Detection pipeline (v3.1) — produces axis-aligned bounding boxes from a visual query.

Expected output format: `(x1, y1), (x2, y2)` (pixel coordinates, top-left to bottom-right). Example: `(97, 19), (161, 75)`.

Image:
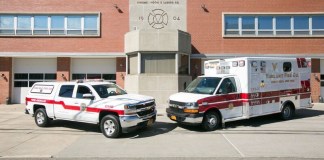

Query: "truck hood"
(96, 94), (154, 107)
(169, 92), (211, 103)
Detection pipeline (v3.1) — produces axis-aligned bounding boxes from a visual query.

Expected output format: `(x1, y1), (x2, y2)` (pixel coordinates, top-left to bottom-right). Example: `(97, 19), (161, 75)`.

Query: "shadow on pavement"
(177, 108), (324, 132)
(48, 120), (177, 138)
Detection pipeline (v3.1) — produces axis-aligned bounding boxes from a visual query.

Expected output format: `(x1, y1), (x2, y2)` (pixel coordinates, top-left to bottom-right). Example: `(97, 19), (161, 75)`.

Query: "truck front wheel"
(202, 111), (220, 131)
(34, 108), (50, 127)
(100, 115), (121, 138)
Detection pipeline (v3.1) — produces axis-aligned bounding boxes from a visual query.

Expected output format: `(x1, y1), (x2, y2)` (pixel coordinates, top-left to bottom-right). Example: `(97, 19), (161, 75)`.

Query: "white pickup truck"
(25, 80), (156, 138)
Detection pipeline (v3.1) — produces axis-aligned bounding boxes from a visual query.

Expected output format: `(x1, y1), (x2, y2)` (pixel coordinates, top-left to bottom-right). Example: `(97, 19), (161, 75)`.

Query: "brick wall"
(0, 0), (129, 53)
(0, 57), (12, 104)
(187, 0), (324, 55)
(311, 59), (321, 102)
(57, 57), (71, 81)
(116, 57), (126, 88)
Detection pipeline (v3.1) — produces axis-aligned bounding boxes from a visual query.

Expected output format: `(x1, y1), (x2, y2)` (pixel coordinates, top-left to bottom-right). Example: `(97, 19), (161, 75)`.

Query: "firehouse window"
(217, 78), (237, 94)
(17, 16), (32, 35)
(76, 86), (92, 99)
(242, 16), (255, 35)
(72, 73), (116, 83)
(59, 85), (74, 98)
(0, 14), (99, 36)
(14, 73), (56, 87)
(0, 15), (14, 35)
(283, 62), (292, 72)
(223, 14), (324, 37)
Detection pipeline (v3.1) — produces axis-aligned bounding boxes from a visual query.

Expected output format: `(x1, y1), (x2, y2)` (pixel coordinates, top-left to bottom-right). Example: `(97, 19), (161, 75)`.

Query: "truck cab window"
(59, 85), (74, 98)
(76, 85), (92, 99)
(217, 78), (237, 94)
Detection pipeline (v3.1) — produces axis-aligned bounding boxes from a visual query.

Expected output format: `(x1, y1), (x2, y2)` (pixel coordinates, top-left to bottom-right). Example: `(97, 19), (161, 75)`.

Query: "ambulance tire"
(202, 111), (220, 131)
(34, 108), (50, 127)
(281, 103), (295, 120)
(100, 115), (121, 138)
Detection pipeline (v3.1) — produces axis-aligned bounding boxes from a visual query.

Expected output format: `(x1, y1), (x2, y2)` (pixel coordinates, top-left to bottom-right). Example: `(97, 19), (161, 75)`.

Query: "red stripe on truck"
(25, 98), (124, 115)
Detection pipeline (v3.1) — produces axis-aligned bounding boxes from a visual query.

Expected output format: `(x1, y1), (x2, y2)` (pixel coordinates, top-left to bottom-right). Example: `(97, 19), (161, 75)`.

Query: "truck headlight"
(124, 105), (137, 115)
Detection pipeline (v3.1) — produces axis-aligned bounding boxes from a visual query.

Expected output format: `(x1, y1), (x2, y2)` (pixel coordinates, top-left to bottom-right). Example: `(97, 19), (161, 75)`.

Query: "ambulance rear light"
(232, 61), (238, 67)
(261, 61), (266, 67)
(239, 60), (245, 67)
(307, 61), (311, 67)
(251, 61), (257, 67)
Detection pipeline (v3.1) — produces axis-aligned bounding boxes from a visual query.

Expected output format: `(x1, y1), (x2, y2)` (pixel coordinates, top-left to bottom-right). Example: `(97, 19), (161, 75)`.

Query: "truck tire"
(100, 115), (121, 138)
(34, 108), (50, 127)
(202, 111), (220, 131)
(281, 104), (295, 120)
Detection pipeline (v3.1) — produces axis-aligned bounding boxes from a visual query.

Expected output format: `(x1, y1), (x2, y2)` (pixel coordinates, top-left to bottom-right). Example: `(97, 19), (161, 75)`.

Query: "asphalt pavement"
(1, 104), (324, 159)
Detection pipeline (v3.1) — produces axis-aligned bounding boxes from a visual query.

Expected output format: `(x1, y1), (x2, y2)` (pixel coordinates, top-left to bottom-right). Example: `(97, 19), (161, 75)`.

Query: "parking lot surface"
(1, 104), (324, 159)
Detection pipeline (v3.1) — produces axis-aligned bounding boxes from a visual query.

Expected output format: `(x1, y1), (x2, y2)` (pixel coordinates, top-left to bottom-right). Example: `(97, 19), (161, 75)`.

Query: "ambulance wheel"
(202, 111), (220, 131)
(34, 108), (50, 127)
(281, 104), (295, 120)
(100, 115), (121, 138)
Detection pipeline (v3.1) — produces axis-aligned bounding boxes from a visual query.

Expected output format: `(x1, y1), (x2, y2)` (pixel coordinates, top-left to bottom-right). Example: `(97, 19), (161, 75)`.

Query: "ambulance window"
(217, 78), (237, 94)
(59, 85), (74, 98)
(283, 62), (292, 72)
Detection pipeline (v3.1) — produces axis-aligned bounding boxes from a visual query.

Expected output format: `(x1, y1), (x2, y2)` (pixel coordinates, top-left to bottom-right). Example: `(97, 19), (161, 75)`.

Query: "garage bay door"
(12, 58), (57, 104)
(71, 58), (116, 82)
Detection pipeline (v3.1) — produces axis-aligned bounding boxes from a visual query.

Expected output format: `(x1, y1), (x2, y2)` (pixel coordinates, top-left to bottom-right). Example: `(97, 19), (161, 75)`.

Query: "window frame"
(0, 13), (100, 37)
(223, 13), (324, 37)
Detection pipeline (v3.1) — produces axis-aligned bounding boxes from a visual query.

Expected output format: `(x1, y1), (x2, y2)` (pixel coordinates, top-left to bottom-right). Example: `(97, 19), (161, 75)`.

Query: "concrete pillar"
(311, 58), (320, 103)
(57, 57), (70, 81)
(0, 57), (12, 104)
(116, 57), (126, 88)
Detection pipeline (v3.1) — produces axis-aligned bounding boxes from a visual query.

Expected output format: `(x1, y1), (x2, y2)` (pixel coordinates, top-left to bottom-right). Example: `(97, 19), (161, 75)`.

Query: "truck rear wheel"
(281, 104), (295, 120)
(34, 108), (50, 127)
(202, 111), (220, 131)
(100, 115), (121, 138)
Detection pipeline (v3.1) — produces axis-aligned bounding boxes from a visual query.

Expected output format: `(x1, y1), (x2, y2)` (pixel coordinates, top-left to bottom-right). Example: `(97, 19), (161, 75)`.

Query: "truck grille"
(169, 100), (185, 113)
(137, 108), (155, 117)
(134, 101), (155, 110)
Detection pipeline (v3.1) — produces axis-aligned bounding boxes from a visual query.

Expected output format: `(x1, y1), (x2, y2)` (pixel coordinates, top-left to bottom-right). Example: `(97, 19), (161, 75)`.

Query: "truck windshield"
(185, 77), (221, 95)
(92, 84), (127, 98)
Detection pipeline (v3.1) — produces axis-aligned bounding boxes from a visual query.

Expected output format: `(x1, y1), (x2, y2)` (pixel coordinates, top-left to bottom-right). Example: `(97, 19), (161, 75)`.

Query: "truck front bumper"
(166, 108), (203, 125)
(119, 110), (157, 133)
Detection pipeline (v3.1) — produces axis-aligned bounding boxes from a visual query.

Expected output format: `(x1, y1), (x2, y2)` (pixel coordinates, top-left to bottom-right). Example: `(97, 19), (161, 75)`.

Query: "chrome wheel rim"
(207, 114), (217, 128)
(36, 112), (45, 124)
(104, 120), (116, 136)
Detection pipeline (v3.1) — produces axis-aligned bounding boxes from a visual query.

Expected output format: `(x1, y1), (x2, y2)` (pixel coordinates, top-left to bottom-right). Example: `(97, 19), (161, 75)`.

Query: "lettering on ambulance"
(25, 98), (124, 115)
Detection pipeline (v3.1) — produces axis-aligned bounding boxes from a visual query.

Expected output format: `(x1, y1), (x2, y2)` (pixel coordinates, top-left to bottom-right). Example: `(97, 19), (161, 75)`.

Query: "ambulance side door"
(217, 76), (243, 119)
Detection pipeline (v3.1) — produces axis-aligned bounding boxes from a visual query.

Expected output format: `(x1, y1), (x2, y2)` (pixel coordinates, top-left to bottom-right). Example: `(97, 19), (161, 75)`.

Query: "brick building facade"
(0, 0), (323, 104)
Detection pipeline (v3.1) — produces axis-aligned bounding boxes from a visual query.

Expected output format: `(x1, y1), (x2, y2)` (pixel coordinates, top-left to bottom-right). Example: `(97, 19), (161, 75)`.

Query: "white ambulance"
(166, 57), (312, 130)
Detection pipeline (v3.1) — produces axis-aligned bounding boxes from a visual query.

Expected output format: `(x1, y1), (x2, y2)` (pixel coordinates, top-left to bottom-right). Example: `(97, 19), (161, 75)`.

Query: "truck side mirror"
(83, 93), (95, 100)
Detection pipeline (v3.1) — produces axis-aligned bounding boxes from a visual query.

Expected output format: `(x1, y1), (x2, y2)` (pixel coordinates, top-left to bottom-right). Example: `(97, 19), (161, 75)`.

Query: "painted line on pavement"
(221, 133), (245, 157)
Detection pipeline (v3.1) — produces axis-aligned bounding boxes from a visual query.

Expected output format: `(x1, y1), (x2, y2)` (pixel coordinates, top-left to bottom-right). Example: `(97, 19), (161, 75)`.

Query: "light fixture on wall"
(113, 4), (123, 13)
(314, 74), (320, 81)
(201, 4), (209, 12)
(120, 63), (123, 68)
(61, 74), (67, 81)
(120, 73), (124, 80)
(1, 73), (8, 82)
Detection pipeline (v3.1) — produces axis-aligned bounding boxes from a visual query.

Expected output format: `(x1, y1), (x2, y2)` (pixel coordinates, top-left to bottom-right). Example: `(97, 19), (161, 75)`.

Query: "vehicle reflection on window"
(92, 84), (127, 98)
(185, 77), (221, 95)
